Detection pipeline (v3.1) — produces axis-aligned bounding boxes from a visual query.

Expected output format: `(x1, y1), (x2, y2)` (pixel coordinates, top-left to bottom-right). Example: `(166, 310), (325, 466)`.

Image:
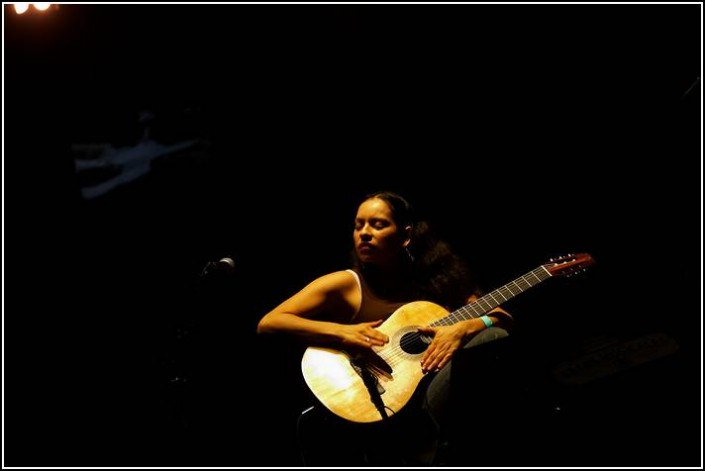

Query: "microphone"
(201, 257), (235, 277)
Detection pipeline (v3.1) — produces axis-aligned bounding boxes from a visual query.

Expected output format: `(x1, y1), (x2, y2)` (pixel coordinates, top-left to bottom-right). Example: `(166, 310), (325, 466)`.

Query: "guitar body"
(301, 300), (449, 423)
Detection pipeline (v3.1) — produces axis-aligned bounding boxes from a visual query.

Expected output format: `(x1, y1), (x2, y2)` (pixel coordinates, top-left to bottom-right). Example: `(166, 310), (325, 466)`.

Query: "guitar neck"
(431, 264), (552, 327)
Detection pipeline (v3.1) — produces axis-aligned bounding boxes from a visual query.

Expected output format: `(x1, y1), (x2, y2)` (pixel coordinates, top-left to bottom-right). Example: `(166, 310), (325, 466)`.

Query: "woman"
(257, 190), (512, 465)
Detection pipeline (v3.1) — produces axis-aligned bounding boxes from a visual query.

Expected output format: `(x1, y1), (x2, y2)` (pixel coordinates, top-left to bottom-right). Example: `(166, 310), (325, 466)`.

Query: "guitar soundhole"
(399, 331), (430, 355)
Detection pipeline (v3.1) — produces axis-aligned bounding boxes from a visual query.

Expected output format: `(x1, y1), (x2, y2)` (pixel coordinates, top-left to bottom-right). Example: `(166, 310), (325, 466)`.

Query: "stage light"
(12, 3), (56, 14)
(14, 3), (30, 14)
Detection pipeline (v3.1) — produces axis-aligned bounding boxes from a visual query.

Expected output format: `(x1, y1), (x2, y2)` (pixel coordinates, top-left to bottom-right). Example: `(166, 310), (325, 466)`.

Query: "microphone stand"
(164, 257), (235, 446)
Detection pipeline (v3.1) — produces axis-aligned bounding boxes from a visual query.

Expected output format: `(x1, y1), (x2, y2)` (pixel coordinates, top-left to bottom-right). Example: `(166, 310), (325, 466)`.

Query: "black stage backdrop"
(5, 4), (701, 467)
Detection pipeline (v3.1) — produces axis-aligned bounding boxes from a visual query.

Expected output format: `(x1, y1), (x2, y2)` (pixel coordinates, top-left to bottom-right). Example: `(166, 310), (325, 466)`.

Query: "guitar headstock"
(544, 253), (595, 278)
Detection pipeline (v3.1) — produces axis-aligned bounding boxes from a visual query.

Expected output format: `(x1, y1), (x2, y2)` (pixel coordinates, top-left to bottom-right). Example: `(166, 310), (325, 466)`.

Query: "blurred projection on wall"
(72, 108), (208, 200)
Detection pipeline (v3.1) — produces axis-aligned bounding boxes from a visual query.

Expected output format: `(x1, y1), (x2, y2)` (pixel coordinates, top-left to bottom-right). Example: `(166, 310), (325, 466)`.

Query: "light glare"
(14, 3), (30, 14)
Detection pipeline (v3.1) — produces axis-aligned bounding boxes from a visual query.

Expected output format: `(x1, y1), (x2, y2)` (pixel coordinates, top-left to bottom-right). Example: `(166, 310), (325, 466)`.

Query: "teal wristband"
(480, 315), (493, 328)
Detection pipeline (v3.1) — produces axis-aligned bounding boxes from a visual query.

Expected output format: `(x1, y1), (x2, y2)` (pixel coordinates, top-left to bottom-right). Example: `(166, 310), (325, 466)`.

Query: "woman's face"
(353, 198), (409, 266)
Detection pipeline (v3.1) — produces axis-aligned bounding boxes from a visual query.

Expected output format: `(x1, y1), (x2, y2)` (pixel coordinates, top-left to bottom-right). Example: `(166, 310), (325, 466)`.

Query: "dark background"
(5, 3), (701, 467)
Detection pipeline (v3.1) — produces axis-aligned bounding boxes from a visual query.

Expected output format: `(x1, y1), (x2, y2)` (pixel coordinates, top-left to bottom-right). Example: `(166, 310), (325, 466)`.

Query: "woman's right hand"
(340, 319), (389, 348)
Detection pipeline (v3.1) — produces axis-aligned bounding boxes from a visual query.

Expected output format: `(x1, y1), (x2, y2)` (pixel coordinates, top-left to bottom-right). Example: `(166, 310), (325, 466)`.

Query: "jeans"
(416, 327), (510, 464)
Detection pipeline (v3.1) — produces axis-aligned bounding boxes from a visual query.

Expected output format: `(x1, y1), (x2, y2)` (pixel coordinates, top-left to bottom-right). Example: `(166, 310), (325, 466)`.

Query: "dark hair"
(352, 191), (479, 309)
(365, 190), (417, 231)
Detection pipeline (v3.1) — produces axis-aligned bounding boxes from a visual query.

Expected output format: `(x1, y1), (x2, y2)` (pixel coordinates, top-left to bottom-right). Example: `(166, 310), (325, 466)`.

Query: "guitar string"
(376, 267), (552, 365)
(377, 266), (550, 362)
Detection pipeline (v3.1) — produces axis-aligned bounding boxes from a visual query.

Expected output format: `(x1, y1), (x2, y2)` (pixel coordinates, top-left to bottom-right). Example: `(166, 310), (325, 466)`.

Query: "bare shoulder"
(297, 271), (360, 320)
(305, 270), (358, 294)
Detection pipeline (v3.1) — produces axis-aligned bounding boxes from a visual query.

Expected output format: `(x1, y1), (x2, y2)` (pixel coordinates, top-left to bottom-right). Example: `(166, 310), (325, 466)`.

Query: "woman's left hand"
(417, 324), (467, 373)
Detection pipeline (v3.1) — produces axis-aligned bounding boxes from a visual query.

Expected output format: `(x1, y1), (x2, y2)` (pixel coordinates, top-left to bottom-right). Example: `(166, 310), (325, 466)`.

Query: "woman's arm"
(418, 295), (513, 373)
(256, 271), (388, 348)
(485, 306), (513, 331)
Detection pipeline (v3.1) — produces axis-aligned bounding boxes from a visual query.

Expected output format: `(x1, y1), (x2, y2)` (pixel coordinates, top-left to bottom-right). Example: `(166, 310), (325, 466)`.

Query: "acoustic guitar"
(301, 253), (595, 423)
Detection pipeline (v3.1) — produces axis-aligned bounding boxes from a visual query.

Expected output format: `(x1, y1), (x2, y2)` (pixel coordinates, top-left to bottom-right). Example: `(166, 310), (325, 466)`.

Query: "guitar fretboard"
(430, 265), (552, 327)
